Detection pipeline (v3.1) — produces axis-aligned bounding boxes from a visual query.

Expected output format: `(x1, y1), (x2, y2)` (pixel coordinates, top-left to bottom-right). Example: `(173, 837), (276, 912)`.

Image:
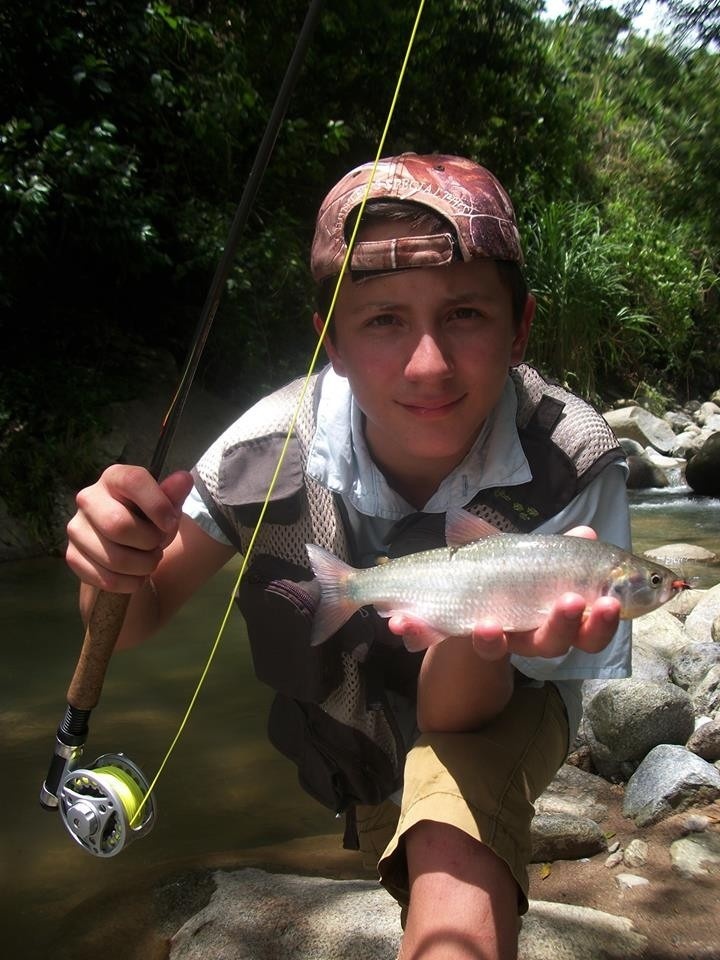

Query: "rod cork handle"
(67, 590), (132, 710)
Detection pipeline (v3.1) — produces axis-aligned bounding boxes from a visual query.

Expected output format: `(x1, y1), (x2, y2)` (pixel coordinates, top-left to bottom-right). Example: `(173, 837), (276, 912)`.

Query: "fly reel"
(58, 753), (156, 857)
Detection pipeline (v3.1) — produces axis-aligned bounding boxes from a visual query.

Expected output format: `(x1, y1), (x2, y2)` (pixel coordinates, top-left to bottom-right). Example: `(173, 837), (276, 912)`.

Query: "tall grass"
(523, 201), (658, 401)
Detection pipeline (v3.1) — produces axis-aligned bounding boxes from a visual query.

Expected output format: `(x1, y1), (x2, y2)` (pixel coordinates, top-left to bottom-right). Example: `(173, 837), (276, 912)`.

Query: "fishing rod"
(39, 0), (325, 857)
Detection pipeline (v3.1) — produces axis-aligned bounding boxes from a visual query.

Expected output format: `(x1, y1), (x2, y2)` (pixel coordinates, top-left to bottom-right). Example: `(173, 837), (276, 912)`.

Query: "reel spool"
(58, 754), (156, 857)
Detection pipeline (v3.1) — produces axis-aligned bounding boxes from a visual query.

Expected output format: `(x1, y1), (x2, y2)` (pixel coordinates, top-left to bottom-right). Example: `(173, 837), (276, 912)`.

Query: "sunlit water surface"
(1, 491), (718, 957)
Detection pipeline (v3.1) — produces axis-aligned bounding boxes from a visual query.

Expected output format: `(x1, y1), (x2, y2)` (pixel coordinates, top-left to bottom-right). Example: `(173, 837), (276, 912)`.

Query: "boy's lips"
(398, 395), (465, 417)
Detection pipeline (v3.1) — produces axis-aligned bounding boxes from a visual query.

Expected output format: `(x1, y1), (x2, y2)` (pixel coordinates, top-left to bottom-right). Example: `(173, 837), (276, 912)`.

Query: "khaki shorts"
(355, 679), (568, 915)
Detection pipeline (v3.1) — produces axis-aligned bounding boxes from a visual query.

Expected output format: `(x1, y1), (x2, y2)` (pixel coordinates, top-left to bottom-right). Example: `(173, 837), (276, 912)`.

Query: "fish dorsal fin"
(445, 507), (503, 548)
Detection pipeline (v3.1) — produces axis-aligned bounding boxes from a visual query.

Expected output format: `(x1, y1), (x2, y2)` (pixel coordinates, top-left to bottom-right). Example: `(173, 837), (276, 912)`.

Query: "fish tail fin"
(306, 544), (359, 646)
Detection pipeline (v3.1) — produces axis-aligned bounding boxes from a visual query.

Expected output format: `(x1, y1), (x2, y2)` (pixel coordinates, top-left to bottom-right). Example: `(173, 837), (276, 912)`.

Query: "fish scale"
(307, 526), (687, 648)
(344, 535), (624, 633)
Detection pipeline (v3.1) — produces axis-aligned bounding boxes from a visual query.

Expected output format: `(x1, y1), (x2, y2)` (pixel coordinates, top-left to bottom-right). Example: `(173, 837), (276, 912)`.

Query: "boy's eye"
(449, 307), (481, 321)
(368, 313), (397, 327)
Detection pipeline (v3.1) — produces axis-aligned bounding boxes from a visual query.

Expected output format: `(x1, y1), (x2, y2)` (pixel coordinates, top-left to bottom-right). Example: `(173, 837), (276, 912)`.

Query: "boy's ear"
(510, 293), (535, 366)
(313, 312), (346, 375)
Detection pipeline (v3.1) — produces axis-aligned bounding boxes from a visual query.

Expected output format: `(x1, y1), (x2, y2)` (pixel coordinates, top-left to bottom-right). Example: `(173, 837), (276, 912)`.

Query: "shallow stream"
(2, 489), (718, 958)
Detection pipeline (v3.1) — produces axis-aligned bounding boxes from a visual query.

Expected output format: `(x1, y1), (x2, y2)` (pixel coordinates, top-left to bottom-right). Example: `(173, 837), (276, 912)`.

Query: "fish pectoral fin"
(445, 507), (503, 548)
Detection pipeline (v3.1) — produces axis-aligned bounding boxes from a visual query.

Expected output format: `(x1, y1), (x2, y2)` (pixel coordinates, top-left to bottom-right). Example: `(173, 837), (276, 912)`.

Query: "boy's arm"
(67, 465), (236, 648)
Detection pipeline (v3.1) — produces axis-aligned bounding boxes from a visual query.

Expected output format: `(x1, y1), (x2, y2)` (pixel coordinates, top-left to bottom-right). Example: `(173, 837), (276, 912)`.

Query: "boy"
(66, 153), (630, 960)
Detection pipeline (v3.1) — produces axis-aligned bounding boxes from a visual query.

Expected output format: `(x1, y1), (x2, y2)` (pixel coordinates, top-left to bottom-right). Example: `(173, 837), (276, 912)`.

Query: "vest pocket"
(237, 554), (342, 703)
(267, 695), (398, 813)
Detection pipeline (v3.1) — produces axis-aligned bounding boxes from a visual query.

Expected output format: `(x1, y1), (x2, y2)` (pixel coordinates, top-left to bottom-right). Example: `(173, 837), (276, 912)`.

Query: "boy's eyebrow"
(346, 289), (500, 314)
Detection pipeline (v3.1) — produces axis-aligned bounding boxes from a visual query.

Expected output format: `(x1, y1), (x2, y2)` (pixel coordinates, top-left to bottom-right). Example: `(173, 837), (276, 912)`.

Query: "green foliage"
(523, 200), (658, 399)
(0, 0), (719, 542)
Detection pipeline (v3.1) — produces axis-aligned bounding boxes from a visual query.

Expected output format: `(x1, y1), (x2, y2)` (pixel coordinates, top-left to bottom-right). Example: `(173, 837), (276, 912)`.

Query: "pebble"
(683, 814), (711, 833)
(623, 839), (648, 868)
(605, 850), (624, 868)
(615, 873), (650, 890)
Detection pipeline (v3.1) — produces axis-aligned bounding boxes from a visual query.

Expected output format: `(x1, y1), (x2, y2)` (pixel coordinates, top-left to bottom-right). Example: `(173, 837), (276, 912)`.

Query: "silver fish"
(306, 509), (688, 648)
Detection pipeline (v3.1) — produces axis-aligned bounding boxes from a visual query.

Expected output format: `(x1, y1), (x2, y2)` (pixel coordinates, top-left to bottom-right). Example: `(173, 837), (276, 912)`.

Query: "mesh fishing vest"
(192, 363), (624, 825)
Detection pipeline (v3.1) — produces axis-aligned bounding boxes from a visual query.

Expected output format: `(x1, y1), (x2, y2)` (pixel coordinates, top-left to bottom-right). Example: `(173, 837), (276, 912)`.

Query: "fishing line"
(131, 0), (427, 825)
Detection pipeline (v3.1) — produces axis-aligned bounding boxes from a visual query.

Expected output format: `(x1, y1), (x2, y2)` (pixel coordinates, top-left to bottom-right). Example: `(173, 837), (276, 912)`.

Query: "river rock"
(694, 401), (720, 426)
(664, 587), (705, 618)
(169, 869), (401, 960)
(685, 431), (720, 497)
(643, 542), (718, 565)
(625, 453), (668, 489)
(585, 679), (695, 781)
(686, 718), (720, 762)
(534, 763), (610, 823)
(684, 583), (720, 642)
(670, 429), (704, 458)
(603, 406), (678, 453)
(630, 637), (670, 684)
(622, 744), (720, 826)
(165, 868), (650, 960)
(530, 813), (607, 863)
(518, 901), (647, 960)
(670, 831), (720, 878)
(622, 838), (649, 868)
(664, 410), (695, 433)
(631, 608), (689, 659)
(689, 664), (720, 718)
(669, 643), (720, 690)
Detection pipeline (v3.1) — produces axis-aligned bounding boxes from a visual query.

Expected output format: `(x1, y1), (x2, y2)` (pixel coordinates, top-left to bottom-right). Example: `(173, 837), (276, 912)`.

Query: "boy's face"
(315, 220), (534, 504)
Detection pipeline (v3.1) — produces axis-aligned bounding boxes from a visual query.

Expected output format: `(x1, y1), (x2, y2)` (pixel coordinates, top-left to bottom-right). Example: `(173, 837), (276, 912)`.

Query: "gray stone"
(670, 643), (720, 690)
(644, 543), (718, 565)
(682, 813), (712, 833)
(690, 664), (720, 718)
(631, 608), (689, 660)
(622, 839), (649, 868)
(685, 583), (720, 643)
(623, 744), (720, 826)
(169, 869), (401, 960)
(664, 587), (706, 618)
(518, 900), (647, 960)
(618, 437), (645, 456)
(530, 813), (607, 863)
(626, 453), (668, 489)
(631, 638), (670, 684)
(686, 431), (720, 497)
(585, 679), (695, 779)
(603, 407), (678, 453)
(670, 832), (720, 878)
(535, 764), (610, 823)
(670, 430), (704, 458)
(605, 850), (624, 868)
(165, 869), (650, 960)
(664, 410), (695, 433)
(615, 873), (650, 889)
(695, 401), (720, 426)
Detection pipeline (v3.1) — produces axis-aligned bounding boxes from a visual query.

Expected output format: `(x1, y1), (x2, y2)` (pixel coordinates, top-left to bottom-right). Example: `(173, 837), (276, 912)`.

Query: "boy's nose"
(404, 333), (453, 380)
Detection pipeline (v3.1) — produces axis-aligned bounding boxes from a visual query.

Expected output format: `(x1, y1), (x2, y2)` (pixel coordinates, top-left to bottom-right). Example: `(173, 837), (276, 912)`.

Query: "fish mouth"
(672, 578), (691, 592)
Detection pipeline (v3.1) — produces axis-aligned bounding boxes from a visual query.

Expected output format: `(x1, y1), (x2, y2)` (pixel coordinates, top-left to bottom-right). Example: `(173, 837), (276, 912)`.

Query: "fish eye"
(650, 573), (663, 587)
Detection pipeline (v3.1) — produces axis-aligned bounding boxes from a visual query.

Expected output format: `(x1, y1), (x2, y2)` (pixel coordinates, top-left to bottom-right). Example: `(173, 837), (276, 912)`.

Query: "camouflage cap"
(310, 152), (523, 283)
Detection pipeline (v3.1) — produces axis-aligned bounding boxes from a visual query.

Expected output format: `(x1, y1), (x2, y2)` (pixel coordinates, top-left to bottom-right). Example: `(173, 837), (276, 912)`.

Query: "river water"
(2, 490), (719, 958)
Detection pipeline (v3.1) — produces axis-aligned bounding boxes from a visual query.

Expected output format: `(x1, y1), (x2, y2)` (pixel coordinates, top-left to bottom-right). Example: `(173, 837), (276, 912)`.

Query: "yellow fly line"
(130, 0), (427, 826)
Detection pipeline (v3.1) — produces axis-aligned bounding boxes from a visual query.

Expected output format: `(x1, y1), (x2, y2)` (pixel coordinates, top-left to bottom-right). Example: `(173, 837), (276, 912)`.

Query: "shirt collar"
(306, 367), (531, 519)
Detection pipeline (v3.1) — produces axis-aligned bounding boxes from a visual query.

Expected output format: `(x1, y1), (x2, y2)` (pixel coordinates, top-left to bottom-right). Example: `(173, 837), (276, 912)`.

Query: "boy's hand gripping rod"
(39, 0), (324, 857)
